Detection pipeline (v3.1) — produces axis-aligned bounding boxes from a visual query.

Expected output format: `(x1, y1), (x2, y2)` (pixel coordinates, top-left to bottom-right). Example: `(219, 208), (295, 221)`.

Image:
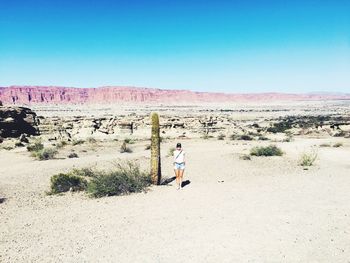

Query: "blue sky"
(0, 0), (349, 93)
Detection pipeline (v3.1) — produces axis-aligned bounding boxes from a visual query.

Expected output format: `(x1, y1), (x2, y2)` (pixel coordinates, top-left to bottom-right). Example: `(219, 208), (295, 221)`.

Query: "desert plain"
(1, 100), (350, 262)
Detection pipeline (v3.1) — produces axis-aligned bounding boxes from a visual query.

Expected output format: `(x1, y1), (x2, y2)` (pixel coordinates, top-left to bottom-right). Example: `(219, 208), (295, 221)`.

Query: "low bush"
(71, 167), (96, 177)
(167, 147), (175, 157)
(120, 142), (132, 153)
(124, 138), (135, 144)
(72, 139), (85, 146)
(50, 173), (87, 194)
(68, 152), (79, 158)
(15, 141), (24, 147)
(201, 134), (214, 139)
(299, 151), (317, 167)
(27, 141), (44, 152)
(230, 134), (253, 141)
(87, 162), (151, 197)
(32, 147), (58, 160)
(144, 144), (151, 150)
(239, 154), (251, 160)
(333, 142), (343, 148)
(217, 134), (226, 140)
(258, 135), (269, 141)
(319, 143), (331, 147)
(250, 145), (283, 156)
(87, 137), (97, 144)
(56, 140), (68, 148)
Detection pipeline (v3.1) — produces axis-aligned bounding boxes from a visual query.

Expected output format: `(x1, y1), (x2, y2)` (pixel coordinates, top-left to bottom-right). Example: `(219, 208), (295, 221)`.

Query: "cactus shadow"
(160, 176), (176, 185)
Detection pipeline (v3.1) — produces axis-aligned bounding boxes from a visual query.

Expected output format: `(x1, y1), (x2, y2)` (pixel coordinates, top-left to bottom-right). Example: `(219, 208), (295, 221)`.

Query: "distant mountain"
(0, 86), (349, 105)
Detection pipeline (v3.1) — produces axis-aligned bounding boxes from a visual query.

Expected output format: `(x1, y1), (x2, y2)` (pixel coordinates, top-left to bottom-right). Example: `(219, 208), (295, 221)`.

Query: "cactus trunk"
(150, 112), (161, 185)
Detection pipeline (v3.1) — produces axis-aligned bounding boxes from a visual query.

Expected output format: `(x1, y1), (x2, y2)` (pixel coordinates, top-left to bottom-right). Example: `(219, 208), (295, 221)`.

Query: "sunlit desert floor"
(1, 136), (350, 262)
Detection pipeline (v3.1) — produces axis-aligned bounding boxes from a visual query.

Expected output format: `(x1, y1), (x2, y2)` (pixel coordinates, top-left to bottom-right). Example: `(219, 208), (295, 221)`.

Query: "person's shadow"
(161, 176), (176, 185)
(160, 177), (191, 188)
(181, 180), (191, 188)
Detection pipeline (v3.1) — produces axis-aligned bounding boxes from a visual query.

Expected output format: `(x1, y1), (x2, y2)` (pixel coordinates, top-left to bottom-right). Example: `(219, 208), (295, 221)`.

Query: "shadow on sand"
(181, 180), (191, 188)
(161, 176), (176, 185)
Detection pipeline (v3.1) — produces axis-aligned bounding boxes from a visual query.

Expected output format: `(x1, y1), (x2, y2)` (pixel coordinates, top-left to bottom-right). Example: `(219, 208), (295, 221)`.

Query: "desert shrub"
(68, 152), (79, 158)
(217, 134), (226, 140)
(167, 147), (175, 157)
(15, 141), (24, 147)
(87, 137), (97, 143)
(267, 121), (292, 133)
(50, 173), (87, 194)
(333, 131), (346, 137)
(230, 134), (253, 141)
(240, 154), (251, 160)
(144, 144), (151, 150)
(124, 138), (135, 144)
(201, 134), (214, 139)
(333, 142), (343, 148)
(27, 141), (44, 152)
(319, 143), (331, 147)
(72, 139), (85, 146)
(120, 142), (132, 153)
(250, 145), (283, 156)
(2, 146), (14, 150)
(56, 140), (68, 148)
(32, 147), (58, 160)
(87, 162), (151, 197)
(258, 135), (269, 141)
(71, 167), (96, 177)
(299, 151), (317, 167)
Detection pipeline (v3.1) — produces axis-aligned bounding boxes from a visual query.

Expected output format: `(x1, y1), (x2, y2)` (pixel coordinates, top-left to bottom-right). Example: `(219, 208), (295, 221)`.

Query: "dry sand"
(1, 135), (350, 262)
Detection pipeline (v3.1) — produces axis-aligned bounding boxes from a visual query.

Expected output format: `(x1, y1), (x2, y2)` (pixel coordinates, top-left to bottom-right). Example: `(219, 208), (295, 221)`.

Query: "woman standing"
(173, 143), (185, 189)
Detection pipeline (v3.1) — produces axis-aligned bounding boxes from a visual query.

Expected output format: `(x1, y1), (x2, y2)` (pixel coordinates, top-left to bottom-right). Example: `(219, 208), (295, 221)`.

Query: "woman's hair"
(176, 142), (181, 148)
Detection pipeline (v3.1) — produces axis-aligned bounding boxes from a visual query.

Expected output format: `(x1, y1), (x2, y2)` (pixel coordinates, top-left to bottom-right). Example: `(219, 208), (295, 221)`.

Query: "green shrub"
(217, 134), (226, 140)
(27, 141), (44, 152)
(56, 140), (68, 148)
(230, 134), (253, 141)
(87, 162), (151, 197)
(15, 141), (24, 147)
(267, 121), (292, 133)
(72, 139), (85, 146)
(87, 137), (97, 143)
(319, 143), (331, 147)
(68, 152), (79, 158)
(258, 135), (269, 141)
(32, 147), (58, 160)
(120, 142), (132, 153)
(124, 138), (135, 144)
(50, 173), (87, 194)
(144, 144), (151, 150)
(71, 167), (96, 178)
(167, 147), (175, 157)
(240, 154), (251, 160)
(333, 142), (343, 148)
(201, 134), (214, 139)
(299, 151), (317, 167)
(250, 145), (283, 156)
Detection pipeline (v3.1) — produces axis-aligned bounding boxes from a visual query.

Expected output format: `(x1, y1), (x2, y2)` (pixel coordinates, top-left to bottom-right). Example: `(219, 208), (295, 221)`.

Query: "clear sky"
(0, 0), (349, 93)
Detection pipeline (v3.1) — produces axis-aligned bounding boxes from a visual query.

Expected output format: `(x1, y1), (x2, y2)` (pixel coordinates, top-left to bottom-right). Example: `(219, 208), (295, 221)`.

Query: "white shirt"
(173, 149), (185, 163)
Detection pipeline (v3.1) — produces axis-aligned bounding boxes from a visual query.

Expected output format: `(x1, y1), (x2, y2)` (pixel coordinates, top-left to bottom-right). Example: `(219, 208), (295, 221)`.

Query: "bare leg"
(179, 169), (185, 188)
(174, 169), (180, 189)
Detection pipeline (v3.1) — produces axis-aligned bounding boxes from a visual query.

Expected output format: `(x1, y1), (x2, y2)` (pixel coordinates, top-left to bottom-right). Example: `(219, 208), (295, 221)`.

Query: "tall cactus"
(150, 112), (161, 185)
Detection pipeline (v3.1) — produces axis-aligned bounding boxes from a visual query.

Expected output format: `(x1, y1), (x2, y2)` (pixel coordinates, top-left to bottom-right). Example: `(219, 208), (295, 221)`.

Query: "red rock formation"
(0, 86), (349, 105)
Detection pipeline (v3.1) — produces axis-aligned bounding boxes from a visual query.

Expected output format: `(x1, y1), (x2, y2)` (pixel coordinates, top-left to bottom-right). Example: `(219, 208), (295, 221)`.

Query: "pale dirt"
(1, 137), (350, 262)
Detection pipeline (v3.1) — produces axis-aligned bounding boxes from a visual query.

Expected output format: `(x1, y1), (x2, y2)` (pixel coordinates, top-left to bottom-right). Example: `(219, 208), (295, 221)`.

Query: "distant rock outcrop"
(0, 86), (349, 105)
(0, 106), (39, 138)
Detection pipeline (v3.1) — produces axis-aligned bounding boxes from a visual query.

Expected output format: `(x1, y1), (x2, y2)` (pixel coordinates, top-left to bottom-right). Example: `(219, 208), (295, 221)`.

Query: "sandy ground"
(1, 137), (350, 262)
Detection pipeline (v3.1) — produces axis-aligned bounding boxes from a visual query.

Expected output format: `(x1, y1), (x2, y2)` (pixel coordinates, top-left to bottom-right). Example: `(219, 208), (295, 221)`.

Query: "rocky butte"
(0, 86), (349, 105)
